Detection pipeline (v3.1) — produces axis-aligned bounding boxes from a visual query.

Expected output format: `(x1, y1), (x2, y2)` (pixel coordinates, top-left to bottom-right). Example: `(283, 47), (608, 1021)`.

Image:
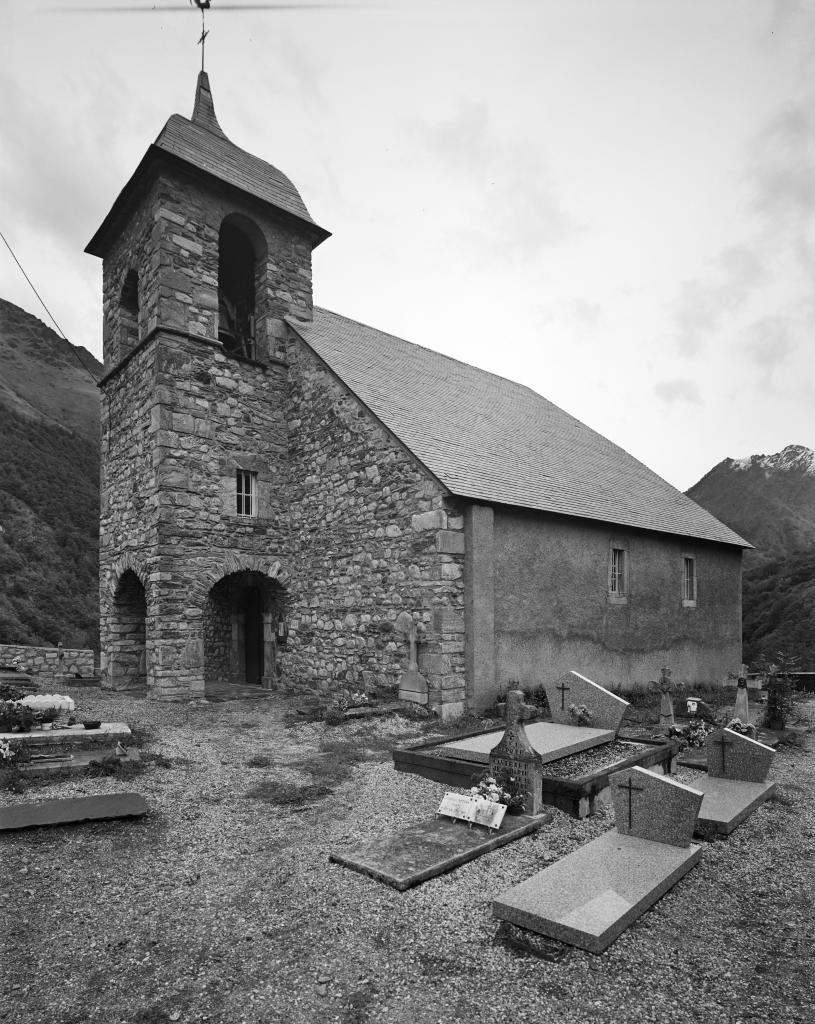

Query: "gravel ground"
(2, 689), (814, 1024)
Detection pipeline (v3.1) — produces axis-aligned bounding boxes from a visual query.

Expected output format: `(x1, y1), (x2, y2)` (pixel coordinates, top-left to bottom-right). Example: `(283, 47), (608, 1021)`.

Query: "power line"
(0, 228), (100, 385)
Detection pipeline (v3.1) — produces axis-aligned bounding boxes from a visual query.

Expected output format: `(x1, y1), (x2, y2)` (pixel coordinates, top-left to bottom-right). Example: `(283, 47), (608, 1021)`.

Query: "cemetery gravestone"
(656, 667), (676, 732)
(692, 727), (777, 836)
(706, 728), (774, 783)
(543, 671), (629, 733)
(489, 690), (544, 816)
(493, 767), (703, 953)
(396, 612), (427, 705)
(733, 678), (751, 725)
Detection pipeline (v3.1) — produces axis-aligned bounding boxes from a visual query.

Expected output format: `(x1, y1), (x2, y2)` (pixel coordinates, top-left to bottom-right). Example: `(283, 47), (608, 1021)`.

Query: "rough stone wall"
(0, 644), (95, 682)
(99, 342), (159, 689)
(285, 334), (467, 715)
(492, 508), (743, 691)
(99, 160), (318, 698)
(101, 168), (315, 370)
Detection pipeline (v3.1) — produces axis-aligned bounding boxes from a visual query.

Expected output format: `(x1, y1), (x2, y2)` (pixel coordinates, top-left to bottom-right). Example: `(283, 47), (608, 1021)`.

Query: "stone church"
(87, 73), (749, 717)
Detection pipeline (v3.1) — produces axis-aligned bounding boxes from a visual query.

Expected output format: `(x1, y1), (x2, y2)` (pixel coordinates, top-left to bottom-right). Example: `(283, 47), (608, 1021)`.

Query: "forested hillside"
(0, 299), (101, 650)
(687, 445), (815, 669)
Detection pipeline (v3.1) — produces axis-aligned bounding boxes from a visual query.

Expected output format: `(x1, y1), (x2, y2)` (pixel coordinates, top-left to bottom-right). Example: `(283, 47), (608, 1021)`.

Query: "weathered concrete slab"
(20, 748), (141, 777)
(493, 830), (701, 953)
(692, 775), (777, 836)
(0, 723), (132, 748)
(0, 793), (148, 831)
(438, 722), (614, 765)
(329, 811), (553, 891)
(706, 728), (775, 782)
(544, 672), (629, 733)
(610, 766), (702, 848)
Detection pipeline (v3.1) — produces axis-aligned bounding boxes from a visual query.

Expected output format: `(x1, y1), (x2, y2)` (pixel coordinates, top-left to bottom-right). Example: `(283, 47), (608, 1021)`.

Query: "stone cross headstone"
(706, 727), (774, 782)
(610, 766), (703, 848)
(733, 677), (751, 725)
(543, 671), (629, 733)
(396, 612), (427, 705)
(489, 690), (543, 816)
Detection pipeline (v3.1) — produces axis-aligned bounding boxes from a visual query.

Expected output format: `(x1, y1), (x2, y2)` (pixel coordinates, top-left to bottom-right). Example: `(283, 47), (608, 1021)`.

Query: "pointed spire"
(191, 71), (227, 138)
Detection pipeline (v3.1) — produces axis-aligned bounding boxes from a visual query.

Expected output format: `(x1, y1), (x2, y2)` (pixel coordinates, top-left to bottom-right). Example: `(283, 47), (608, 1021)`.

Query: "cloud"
(740, 315), (796, 374)
(674, 245), (766, 356)
(412, 103), (577, 261)
(654, 378), (702, 404)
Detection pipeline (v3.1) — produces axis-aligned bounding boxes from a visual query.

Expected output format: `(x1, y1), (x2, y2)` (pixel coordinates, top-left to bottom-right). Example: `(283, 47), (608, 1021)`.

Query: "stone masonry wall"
(99, 161), (317, 697)
(102, 168), (316, 370)
(0, 644), (95, 683)
(285, 332), (467, 715)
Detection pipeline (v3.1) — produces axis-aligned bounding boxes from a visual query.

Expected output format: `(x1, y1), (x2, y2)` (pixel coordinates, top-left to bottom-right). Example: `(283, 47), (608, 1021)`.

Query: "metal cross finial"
(191, 0), (211, 72)
(617, 776), (645, 831)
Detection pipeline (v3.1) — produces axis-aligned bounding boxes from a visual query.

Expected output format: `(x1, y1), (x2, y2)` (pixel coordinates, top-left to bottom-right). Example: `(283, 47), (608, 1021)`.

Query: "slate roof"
(87, 73), (329, 256)
(290, 309), (750, 548)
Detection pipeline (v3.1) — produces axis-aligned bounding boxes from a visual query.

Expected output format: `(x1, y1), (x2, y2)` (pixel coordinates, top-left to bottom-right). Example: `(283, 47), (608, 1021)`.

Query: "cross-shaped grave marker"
(556, 678), (570, 711)
(616, 775), (645, 831)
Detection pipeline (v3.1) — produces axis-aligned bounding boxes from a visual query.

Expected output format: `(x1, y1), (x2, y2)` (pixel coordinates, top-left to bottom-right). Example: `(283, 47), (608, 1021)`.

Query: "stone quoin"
(87, 72), (751, 714)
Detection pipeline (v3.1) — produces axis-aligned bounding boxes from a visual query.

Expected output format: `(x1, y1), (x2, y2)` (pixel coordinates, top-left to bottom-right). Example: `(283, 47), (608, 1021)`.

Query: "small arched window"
(119, 269), (139, 356)
(218, 218), (261, 360)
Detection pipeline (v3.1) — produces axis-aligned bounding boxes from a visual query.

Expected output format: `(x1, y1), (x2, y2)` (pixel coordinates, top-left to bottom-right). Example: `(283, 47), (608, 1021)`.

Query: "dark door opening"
(244, 586), (264, 685)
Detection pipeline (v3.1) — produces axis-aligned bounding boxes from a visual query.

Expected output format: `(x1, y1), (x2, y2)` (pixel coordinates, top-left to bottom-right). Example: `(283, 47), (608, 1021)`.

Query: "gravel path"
(2, 689), (814, 1024)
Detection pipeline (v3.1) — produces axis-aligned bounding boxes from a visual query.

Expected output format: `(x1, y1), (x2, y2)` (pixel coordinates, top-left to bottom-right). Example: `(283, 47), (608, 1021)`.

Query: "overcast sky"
(2, 0), (813, 490)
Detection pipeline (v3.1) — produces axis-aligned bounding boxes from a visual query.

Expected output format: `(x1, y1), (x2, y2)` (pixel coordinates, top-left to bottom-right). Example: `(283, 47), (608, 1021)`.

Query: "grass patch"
(246, 753), (274, 768)
(244, 778), (332, 805)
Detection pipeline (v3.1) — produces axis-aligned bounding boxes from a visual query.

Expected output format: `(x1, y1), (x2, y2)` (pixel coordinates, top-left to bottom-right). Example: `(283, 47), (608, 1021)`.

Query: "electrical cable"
(0, 228), (100, 385)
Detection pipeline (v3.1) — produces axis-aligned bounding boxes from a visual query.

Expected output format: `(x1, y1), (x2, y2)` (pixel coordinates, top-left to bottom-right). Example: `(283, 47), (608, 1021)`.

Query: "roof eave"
(86, 143), (331, 259)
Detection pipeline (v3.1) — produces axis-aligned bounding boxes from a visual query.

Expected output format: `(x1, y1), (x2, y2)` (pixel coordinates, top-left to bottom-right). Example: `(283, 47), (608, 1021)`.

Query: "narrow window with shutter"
(236, 470), (257, 518)
(683, 556), (697, 605)
(609, 547), (627, 599)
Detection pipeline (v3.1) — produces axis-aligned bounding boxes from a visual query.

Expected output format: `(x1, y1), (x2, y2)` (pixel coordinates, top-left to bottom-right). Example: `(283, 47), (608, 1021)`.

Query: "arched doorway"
(108, 569), (147, 690)
(203, 571), (284, 691)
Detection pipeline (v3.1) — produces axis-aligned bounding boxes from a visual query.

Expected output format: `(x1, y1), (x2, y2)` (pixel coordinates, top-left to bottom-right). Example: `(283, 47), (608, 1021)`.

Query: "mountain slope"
(687, 445), (815, 669)
(0, 300), (102, 649)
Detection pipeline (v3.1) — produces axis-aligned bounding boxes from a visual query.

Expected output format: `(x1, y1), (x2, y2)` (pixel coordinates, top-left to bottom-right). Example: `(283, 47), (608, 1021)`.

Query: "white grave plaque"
(436, 793), (507, 831)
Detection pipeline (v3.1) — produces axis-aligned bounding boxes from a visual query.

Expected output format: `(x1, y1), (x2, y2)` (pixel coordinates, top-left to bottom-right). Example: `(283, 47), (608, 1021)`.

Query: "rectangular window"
(609, 547), (626, 597)
(236, 470), (256, 518)
(683, 556), (697, 605)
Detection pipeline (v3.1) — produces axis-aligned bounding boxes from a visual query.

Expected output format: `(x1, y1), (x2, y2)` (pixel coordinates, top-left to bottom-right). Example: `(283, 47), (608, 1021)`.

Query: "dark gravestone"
(0, 793), (148, 831)
(489, 690), (544, 815)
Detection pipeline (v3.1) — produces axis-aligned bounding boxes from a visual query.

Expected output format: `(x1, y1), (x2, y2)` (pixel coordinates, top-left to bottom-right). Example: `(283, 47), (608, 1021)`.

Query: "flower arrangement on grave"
(569, 703), (593, 727)
(670, 718), (714, 748)
(725, 717), (757, 739)
(0, 700), (37, 733)
(470, 771), (526, 812)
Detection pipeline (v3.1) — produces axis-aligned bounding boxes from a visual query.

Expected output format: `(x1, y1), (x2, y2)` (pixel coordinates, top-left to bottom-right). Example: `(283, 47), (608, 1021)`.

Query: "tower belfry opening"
(218, 220), (256, 360)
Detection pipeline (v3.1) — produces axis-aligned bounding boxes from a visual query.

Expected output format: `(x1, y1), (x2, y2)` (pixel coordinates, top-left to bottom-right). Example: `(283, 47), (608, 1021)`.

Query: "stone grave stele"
(395, 611), (427, 705)
(488, 690), (544, 816)
(543, 671), (629, 734)
(692, 727), (776, 836)
(493, 766), (703, 953)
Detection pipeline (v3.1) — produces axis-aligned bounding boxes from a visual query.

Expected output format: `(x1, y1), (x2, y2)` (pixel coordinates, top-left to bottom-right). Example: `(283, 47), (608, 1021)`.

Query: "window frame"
(608, 545), (628, 603)
(236, 470), (257, 519)
(682, 554), (697, 607)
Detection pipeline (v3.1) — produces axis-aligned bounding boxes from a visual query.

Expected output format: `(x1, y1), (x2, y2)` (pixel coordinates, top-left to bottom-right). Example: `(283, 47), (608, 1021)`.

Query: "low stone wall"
(0, 644), (96, 684)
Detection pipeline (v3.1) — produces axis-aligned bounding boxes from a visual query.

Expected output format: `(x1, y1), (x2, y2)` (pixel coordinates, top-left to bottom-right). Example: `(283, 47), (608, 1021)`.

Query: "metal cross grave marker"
(617, 776), (645, 831)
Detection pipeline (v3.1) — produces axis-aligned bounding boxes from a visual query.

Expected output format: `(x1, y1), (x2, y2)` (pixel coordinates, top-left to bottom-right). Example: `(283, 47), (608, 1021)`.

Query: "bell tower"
(87, 73), (329, 698)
